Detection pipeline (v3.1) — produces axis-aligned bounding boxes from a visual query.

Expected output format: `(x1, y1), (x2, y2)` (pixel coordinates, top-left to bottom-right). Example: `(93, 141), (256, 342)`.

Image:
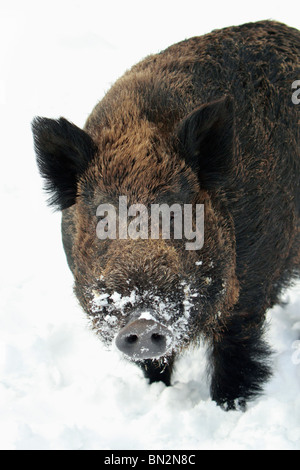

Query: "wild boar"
(32, 20), (300, 410)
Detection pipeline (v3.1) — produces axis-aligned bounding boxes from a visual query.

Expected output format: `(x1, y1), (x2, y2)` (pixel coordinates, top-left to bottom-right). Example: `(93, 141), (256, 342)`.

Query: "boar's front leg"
(209, 312), (273, 410)
(137, 354), (176, 387)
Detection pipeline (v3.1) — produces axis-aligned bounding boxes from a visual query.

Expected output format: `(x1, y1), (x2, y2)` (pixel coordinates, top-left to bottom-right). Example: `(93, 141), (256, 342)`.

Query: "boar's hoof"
(115, 318), (173, 360)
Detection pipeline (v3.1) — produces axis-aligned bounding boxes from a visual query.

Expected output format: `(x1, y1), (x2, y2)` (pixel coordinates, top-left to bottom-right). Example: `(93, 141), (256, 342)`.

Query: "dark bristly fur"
(32, 20), (300, 410)
(209, 313), (273, 410)
(32, 117), (98, 210)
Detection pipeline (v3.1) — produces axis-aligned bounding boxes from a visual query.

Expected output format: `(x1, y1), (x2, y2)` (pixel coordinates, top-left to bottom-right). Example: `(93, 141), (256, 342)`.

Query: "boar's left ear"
(177, 96), (234, 190)
(32, 117), (98, 210)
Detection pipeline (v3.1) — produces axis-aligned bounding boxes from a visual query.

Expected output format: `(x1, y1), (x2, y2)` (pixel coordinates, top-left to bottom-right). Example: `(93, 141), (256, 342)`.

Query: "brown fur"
(32, 20), (300, 409)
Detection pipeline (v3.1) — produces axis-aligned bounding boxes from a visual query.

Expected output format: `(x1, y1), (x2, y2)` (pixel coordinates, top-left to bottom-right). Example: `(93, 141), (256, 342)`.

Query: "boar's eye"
(177, 95), (234, 190)
(32, 117), (98, 210)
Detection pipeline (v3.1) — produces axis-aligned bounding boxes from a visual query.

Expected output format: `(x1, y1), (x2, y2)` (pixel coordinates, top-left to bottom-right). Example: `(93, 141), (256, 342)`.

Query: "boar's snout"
(115, 317), (173, 360)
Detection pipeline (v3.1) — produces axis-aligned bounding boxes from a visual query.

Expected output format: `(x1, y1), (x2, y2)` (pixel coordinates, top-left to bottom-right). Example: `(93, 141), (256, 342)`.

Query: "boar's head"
(32, 96), (239, 361)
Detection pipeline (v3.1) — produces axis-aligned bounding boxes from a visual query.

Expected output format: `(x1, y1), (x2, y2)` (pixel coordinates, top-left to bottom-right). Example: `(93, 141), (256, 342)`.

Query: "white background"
(0, 0), (299, 450)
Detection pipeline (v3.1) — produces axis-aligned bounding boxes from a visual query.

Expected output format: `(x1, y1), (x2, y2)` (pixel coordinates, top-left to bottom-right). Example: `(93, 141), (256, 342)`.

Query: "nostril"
(125, 334), (138, 344)
(151, 333), (165, 344)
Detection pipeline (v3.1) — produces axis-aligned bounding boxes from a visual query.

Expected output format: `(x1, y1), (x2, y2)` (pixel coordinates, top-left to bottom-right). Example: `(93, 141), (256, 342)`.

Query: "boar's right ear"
(31, 117), (98, 210)
(177, 96), (234, 190)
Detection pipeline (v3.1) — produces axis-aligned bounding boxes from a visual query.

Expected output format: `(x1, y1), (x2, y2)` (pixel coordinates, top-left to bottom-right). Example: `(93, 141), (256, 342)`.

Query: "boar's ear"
(177, 96), (234, 190)
(31, 117), (98, 210)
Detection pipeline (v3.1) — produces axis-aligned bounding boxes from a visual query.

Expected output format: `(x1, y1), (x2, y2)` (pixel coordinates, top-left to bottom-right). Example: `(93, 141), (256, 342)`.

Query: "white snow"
(138, 311), (156, 321)
(0, 0), (299, 451)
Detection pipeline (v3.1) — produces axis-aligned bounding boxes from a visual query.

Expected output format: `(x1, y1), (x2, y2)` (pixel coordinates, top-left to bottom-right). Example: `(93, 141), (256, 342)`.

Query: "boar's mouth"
(83, 280), (199, 354)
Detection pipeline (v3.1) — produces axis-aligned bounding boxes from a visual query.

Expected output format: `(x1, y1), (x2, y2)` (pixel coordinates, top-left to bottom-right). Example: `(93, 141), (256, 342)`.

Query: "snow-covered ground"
(0, 0), (299, 450)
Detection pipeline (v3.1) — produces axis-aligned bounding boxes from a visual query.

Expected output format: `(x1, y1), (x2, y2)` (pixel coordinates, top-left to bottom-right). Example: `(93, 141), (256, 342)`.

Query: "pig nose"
(115, 318), (173, 360)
